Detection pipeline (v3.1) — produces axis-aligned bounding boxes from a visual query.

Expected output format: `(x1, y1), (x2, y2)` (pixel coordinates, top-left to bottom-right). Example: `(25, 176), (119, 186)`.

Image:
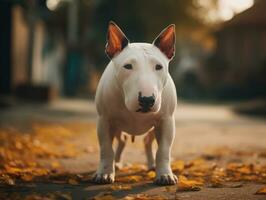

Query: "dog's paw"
(92, 173), (115, 184)
(154, 174), (178, 185)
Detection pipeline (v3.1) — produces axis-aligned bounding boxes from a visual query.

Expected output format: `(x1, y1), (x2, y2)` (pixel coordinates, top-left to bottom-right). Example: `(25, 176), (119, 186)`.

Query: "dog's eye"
(123, 64), (133, 70)
(155, 64), (163, 70)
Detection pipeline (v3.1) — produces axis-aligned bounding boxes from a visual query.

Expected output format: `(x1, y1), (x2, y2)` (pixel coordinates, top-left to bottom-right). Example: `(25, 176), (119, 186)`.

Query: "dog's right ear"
(105, 21), (129, 59)
(153, 24), (176, 60)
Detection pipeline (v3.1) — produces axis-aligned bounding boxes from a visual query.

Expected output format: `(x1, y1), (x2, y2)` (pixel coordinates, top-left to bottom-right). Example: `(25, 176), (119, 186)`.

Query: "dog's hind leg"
(115, 132), (127, 170)
(144, 129), (155, 170)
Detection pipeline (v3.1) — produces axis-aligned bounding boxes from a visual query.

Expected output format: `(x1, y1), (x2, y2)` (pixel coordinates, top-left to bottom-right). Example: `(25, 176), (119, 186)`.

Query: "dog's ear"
(153, 24), (176, 60)
(105, 21), (129, 59)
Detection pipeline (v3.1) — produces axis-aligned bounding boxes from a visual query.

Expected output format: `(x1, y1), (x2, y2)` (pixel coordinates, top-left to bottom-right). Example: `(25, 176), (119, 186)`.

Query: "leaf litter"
(0, 123), (95, 186)
(255, 186), (266, 195)
(0, 124), (265, 199)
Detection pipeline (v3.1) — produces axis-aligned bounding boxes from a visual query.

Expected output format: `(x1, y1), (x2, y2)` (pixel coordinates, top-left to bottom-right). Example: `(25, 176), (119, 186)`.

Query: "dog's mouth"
(136, 107), (151, 113)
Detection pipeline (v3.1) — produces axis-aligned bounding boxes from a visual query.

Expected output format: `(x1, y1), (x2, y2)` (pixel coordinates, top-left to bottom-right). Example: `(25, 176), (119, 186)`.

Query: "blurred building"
(213, 0), (266, 98)
(0, 1), (13, 95)
(0, 0), (100, 101)
(0, 1), (82, 101)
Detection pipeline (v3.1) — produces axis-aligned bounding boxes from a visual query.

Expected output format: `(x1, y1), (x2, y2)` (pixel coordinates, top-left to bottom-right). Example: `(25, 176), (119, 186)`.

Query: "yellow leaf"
(120, 164), (146, 173)
(117, 175), (142, 183)
(131, 175), (143, 182)
(255, 187), (266, 195)
(51, 161), (61, 169)
(110, 184), (132, 190)
(177, 175), (202, 192)
(122, 194), (166, 200)
(21, 174), (34, 181)
(190, 159), (205, 166)
(4, 165), (23, 174)
(68, 178), (78, 185)
(146, 171), (156, 179)
(237, 166), (253, 174)
(171, 160), (184, 172)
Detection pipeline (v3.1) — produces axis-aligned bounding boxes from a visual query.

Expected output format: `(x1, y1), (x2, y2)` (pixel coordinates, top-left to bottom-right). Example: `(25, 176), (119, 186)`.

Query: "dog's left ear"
(153, 24), (176, 60)
(106, 21), (129, 59)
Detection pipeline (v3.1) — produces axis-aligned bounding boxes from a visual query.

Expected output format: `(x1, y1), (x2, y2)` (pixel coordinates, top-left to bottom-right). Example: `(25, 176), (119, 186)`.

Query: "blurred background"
(0, 0), (265, 103)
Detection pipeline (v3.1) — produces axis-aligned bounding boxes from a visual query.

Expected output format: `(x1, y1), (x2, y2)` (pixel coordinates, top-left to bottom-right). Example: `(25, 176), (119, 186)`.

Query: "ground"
(0, 99), (265, 200)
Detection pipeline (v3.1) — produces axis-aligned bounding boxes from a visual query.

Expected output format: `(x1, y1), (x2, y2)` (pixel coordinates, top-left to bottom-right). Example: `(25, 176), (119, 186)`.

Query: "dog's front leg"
(92, 117), (115, 184)
(154, 115), (178, 185)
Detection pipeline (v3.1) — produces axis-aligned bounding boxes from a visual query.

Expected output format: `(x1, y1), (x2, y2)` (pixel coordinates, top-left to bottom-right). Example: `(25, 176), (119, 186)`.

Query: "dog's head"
(105, 21), (175, 113)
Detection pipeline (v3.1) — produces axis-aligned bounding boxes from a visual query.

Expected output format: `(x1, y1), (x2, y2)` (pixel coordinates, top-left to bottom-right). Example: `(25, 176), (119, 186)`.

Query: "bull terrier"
(93, 21), (177, 185)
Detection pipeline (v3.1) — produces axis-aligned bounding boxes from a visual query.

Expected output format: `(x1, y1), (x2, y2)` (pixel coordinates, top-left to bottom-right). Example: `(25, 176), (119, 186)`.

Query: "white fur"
(93, 42), (177, 185)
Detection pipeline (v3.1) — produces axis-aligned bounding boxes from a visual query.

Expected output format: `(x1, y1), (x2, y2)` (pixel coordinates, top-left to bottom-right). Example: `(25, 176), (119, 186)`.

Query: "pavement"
(0, 99), (265, 200)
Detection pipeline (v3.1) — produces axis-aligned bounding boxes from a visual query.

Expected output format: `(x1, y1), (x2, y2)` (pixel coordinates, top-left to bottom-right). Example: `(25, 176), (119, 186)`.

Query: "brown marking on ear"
(153, 24), (176, 60)
(106, 21), (129, 59)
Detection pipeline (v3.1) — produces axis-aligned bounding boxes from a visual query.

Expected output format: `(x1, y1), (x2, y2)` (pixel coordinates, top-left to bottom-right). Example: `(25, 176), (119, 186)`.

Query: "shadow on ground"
(0, 170), (162, 200)
(233, 99), (266, 118)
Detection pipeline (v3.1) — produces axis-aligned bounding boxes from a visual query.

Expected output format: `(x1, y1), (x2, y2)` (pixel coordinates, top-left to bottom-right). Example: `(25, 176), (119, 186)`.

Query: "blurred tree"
(193, 0), (219, 24)
(38, 0), (218, 69)
(8, 0), (218, 96)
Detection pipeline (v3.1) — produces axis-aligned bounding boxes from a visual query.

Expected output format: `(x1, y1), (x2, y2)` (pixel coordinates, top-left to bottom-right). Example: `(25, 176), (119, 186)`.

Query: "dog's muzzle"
(136, 92), (155, 113)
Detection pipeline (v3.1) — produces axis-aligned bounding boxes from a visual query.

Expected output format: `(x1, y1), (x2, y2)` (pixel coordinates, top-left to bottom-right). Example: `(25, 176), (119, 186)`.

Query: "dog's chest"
(111, 111), (159, 135)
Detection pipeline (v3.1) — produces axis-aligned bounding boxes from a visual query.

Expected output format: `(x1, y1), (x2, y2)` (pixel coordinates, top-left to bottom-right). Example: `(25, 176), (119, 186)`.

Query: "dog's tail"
(131, 136), (135, 143)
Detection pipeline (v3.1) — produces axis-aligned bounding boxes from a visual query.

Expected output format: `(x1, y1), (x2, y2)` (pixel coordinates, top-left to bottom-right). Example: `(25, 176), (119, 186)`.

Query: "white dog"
(93, 21), (177, 185)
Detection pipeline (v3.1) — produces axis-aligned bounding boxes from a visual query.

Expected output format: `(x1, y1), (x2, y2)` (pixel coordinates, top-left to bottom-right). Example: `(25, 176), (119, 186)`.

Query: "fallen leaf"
(177, 175), (202, 192)
(208, 177), (224, 188)
(110, 184), (132, 190)
(224, 182), (243, 188)
(146, 171), (156, 179)
(171, 160), (185, 172)
(255, 186), (266, 195)
(21, 174), (34, 181)
(122, 194), (167, 200)
(120, 164), (146, 173)
(117, 175), (143, 183)
(68, 178), (78, 185)
(51, 161), (61, 169)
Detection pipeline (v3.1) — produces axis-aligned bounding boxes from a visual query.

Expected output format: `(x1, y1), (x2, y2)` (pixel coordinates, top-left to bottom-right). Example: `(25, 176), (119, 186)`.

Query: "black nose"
(138, 92), (155, 109)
